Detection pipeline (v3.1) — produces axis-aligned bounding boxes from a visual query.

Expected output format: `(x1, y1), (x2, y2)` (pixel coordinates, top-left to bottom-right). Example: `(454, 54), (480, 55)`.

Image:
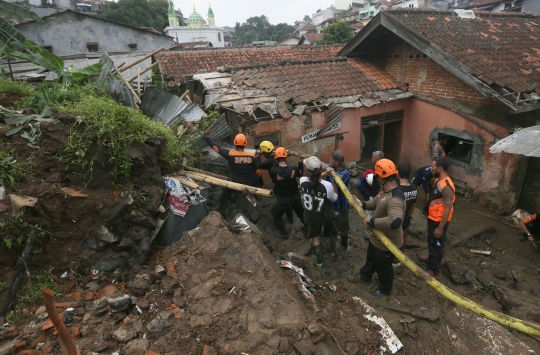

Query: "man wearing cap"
(324, 151), (351, 254)
(349, 158), (405, 298)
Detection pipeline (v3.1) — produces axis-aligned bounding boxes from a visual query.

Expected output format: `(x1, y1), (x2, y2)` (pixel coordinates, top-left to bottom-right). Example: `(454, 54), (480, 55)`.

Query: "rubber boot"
(339, 235), (349, 252)
(329, 235), (337, 258)
(314, 244), (324, 268)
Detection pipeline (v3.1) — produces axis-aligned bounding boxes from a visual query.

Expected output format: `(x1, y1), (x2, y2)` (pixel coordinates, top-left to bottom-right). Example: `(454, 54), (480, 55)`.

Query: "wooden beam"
(119, 47), (165, 73)
(126, 61), (158, 82)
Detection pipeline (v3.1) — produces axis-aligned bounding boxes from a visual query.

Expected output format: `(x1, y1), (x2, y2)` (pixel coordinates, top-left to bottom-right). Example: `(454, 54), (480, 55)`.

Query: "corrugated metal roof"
(140, 87), (206, 125)
(2, 52), (154, 82)
(490, 126), (540, 157)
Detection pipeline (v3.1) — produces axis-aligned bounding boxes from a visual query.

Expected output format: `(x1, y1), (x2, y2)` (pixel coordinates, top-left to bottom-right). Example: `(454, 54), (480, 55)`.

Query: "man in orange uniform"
(205, 128), (261, 213)
(421, 158), (456, 278)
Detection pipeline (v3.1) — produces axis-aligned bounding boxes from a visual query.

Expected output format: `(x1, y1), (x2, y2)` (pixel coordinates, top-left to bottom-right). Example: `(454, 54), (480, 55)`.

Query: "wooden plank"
(118, 47), (165, 73)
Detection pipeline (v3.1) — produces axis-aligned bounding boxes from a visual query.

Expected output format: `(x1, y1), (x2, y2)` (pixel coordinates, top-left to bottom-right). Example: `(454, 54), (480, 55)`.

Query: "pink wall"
(401, 98), (527, 210)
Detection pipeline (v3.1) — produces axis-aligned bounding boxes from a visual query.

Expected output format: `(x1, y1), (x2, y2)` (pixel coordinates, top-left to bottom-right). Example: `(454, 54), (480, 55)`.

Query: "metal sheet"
(489, 126), (540, 157)
(181, 103), (206, 122)
(141, 87), (187, 125)
(108, 79), (136, 108)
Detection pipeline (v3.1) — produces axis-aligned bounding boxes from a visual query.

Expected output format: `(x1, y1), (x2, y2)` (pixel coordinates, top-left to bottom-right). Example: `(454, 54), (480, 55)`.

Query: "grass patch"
(58, 95), (196, 184)
(0, 76), (33, 96)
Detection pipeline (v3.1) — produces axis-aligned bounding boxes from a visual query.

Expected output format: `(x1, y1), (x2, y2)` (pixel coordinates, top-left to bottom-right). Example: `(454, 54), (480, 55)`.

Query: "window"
(254, 133), (279, 150)
(43, 45), (53, 52)
(128, 43), (137, 50)
(438, 133), (474, 163)
(86, 42), (99, 52)
(218, 33), (222, 42)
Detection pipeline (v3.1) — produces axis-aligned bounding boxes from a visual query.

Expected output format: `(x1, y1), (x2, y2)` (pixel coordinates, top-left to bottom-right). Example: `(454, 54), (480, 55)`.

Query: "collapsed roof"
(192, 58), (412, 119)
(340, 8), (540, 112)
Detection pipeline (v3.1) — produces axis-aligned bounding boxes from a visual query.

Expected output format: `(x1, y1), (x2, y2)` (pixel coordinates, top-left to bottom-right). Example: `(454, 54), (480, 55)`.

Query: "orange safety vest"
(427, 177), (456, 222)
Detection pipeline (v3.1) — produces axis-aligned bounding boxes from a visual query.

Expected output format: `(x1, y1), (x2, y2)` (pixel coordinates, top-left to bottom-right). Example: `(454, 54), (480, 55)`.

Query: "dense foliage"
(102, 0), (170, 32)
(234, 15), (295, 45)
(319, 19), (354, 44)
(58, 95), (195, 184)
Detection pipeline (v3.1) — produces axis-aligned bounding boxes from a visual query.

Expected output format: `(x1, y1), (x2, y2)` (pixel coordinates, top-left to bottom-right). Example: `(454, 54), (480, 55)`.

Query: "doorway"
(360, 110), (403, 165)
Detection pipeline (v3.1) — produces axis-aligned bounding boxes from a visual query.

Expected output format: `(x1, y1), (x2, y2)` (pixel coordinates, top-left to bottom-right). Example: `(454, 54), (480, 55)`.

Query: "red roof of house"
(302, 33), (323, 44)
(386, 9), (540, 95)
(229, 58), (399, 104)
(159, 45), (343, 83)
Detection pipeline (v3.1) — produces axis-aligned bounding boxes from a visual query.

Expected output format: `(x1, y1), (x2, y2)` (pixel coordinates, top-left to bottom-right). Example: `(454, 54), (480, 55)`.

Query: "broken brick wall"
(401, 98), (528, 211)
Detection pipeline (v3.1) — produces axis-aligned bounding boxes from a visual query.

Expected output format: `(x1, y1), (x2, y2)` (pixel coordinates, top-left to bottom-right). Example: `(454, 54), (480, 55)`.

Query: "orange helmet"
(274, 147), (288, 159)
(234, 134), (247, 147)
(374, 158), (398, 178)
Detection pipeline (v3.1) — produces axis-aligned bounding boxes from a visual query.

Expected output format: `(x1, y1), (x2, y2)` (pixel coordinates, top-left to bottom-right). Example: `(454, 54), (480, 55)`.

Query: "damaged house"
(158, 10), (540, 212)
(338, 8), (540, 211)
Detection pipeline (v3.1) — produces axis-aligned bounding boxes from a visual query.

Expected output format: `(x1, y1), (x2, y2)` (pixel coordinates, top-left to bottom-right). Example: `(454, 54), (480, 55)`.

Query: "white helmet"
(366, 173), (374, 186)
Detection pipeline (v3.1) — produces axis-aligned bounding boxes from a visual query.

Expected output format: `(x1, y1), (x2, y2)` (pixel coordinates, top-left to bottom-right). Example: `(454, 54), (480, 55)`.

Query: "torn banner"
(164, 177), (206, 217)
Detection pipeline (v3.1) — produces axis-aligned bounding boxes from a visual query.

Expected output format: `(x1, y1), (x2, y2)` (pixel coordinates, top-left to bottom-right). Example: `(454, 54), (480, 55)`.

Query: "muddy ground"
(2, 142), (540, 354)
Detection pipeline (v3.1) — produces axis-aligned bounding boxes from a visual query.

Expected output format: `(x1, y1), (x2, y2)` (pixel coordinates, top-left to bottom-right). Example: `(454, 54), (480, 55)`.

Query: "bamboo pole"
(167, 175), (205, 190)
(180, 90), (190, 100)
(473, 210), (520, 230)
(43, 287), (79, 355)
(329, 170), (540, 337)
(108, 58), (141, 105)
(126, 61), (159, 83)
(180, 165), (229, 180)
(177, 171), (273, 197)
(119, 47), (165, 73)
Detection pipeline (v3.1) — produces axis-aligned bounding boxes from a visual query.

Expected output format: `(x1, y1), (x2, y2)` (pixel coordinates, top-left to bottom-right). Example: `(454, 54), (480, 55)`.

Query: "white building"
(334, 0), (353, 10)
(312, 6), (343, 25)
(164, 5), (225, 48)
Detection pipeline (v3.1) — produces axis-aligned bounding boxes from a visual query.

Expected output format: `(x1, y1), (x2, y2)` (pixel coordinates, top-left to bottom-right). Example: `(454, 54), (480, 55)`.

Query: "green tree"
(102, 0), (170, 32)
(303, 15), (311, 23)
(319, 19), (353, 45)
(234, 15), (294, 45)
(0, 1), (43, 52)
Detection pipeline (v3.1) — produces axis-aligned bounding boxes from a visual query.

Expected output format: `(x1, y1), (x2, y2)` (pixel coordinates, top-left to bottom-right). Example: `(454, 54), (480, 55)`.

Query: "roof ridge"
(383, 7), (540, 18)
(160, 44), (344, 55)
(221, 57), (348, 72)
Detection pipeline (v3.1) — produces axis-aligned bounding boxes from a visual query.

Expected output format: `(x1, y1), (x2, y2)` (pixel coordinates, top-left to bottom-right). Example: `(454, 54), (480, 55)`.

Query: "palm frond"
(0, 1), (43, 22)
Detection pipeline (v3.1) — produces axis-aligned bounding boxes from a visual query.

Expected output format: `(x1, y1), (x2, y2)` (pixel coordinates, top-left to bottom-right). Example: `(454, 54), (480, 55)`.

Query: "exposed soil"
(0, 92), (24, 109)
(2, 134), (540, 354)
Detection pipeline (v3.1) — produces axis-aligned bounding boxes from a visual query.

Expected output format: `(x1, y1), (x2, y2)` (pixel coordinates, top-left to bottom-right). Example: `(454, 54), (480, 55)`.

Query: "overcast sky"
(171, 0), (335, 27)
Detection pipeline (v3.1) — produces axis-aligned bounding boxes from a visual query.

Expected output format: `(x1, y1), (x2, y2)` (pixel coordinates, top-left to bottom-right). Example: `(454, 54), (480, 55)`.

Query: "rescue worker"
(393, 163), (417, 269)
(269, 148), (306, 239)
(349, 159), (405, 298)
(432, 136), (449, 159)
(356, 169), (379, 199)
(411, 165), (433, 194)
(421, 158), (455, 278)
(300, 156), (338, 268)
(257, 141), (294, 223)
(204, 128), (261, 212)
(324, 151), (351, 253)
(518, 211), (540, 248)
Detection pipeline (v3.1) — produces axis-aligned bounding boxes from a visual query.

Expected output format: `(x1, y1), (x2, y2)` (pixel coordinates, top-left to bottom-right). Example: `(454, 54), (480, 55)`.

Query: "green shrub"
(58, 95), (196, 184)
(0, 150), (20, 187)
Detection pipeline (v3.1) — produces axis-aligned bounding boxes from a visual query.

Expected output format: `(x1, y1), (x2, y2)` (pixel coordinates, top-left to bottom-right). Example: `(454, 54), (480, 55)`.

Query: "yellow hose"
(328, 170), (540, 336)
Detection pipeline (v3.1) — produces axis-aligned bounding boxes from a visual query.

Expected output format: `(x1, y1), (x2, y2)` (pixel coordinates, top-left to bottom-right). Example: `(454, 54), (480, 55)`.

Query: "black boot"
(314, 244), (324, 268)
(339, 235), (349, 252)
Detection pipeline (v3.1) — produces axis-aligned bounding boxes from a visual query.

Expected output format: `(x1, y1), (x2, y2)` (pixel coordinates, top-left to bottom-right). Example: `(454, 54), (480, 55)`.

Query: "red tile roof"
(384, 10), (540, 96)
(229, 58), (400, 105)
(301, 33), (323, 44)
(159, 45), (343, 84)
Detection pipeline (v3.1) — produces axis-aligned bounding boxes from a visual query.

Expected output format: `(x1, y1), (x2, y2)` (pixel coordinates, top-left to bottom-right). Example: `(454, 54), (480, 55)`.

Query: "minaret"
(207, 4), (215, 27)
(167, 1), (179, 27)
